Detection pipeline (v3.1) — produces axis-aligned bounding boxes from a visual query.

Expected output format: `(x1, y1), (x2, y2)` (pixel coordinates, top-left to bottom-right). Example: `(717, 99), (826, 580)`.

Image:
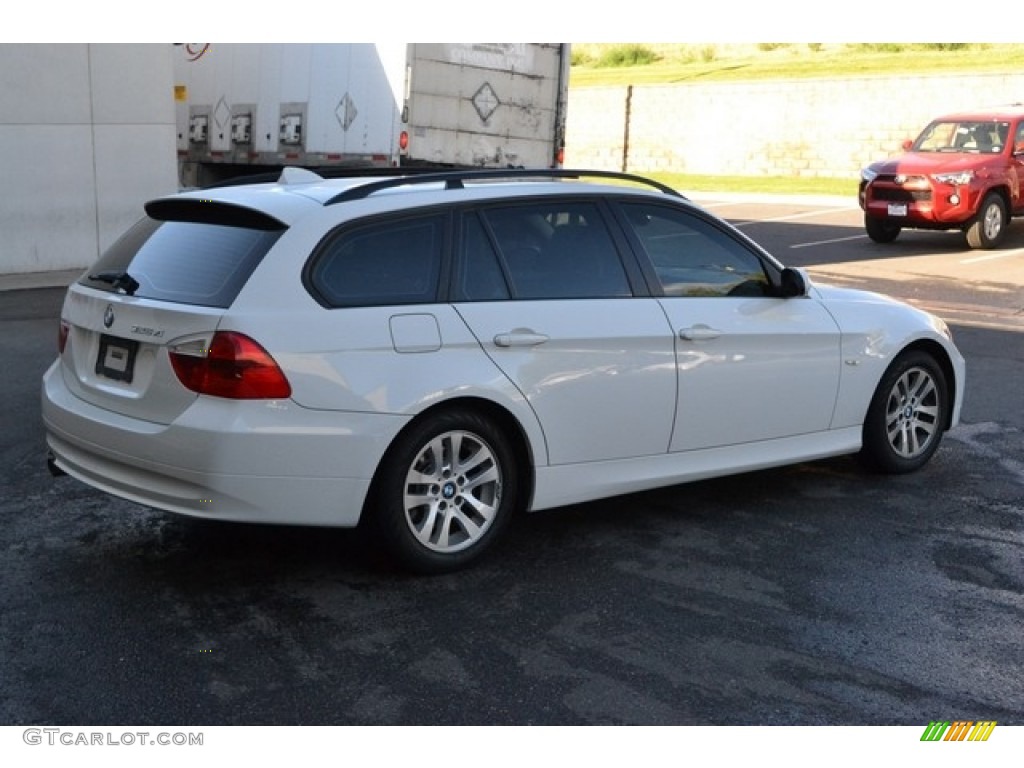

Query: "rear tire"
(370, 409), (518, 574)
(965, 192), (1007, 249)
(860, 350), (948, 474)
(865, 215), (901, 244)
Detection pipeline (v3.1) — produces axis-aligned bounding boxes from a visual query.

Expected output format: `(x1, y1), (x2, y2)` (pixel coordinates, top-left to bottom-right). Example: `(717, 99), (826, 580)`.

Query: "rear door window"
(452, 212), (512, 301)
(461, 201), (632, 300)
(80, 217), (283, 308)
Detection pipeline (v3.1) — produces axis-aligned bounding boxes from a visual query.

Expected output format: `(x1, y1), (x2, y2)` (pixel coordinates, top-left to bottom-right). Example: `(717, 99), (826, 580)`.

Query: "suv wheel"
(865, 215), (901, 244)
(371, 409), (518, 573)
(965, 192), (1007, 249)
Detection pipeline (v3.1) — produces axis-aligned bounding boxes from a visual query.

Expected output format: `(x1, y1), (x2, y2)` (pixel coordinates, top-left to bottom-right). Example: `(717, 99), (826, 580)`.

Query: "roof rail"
(323, 168), (686, 206)
(201, 164), (453, 190)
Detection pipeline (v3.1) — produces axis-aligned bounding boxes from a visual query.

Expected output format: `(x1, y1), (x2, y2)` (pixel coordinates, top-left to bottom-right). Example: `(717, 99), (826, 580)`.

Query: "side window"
(453, 212), (511, 301)
(309, 213), (444, 307)
(478, 202), (632, 300)
(620, 203), (771, 298)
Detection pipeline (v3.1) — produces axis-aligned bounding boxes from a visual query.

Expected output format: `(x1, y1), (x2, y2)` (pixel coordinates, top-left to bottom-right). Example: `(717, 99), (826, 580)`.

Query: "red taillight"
(58, 320), (69, 355)
(169, 331), (291, 400)
(399, 130), (409, 151)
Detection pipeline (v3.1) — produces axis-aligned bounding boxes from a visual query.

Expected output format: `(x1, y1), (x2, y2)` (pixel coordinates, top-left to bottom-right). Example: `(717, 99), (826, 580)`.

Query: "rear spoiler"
(144, 199), (287, 231)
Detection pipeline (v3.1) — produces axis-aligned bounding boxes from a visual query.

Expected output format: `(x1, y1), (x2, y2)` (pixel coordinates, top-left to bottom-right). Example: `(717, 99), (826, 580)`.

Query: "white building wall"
(0, 44), (177, 276)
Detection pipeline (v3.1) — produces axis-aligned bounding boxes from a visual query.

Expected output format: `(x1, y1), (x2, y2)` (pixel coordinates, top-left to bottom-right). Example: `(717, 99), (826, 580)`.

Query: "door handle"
(679, 324), (722, 341)
(493, 330), (550, 348)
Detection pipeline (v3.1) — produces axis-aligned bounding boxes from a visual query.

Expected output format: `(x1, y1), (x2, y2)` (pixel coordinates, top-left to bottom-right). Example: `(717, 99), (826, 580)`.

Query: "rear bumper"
(41, 360), (407, 526)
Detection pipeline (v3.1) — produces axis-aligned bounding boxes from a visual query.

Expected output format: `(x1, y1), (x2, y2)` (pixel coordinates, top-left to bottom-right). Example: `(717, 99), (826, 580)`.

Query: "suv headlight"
(860, 167), (878, 183)
(932, 170), (974, 185)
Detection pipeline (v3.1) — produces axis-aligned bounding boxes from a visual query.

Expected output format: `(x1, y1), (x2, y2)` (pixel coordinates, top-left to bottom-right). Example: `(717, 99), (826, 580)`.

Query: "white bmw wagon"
(42, 169), (965, 572)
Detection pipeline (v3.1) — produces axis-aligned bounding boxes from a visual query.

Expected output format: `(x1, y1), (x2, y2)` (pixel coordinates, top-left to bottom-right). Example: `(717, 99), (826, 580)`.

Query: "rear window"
(80, 217), (283, 308)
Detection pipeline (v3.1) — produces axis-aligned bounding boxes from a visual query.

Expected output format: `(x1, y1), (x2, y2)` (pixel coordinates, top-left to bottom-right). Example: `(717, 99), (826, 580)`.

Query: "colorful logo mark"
(920, 721), (996, 742)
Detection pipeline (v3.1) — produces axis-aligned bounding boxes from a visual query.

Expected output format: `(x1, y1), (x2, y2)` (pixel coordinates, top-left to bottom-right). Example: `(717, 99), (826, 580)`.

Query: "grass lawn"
(569, 43), (1024, 86)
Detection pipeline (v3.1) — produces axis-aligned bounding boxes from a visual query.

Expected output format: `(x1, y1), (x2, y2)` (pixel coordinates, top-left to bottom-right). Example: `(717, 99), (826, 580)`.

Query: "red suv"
(859, 106), (1024, 249)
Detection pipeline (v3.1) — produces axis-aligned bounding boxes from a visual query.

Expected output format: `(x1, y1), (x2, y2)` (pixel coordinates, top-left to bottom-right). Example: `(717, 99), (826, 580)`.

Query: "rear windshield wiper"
(88, 270), (140, 296)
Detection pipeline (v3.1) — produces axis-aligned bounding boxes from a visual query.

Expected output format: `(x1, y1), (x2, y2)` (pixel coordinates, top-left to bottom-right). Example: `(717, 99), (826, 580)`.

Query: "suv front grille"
(870, 175), (932, 204)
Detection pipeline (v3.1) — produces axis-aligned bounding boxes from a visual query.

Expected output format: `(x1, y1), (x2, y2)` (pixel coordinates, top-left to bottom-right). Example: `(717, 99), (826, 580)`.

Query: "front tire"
(860, 350), (948, 474)
(965, 192), (1007, 249)
(865, 215), (901, 244)
(370, 409), (518, 573)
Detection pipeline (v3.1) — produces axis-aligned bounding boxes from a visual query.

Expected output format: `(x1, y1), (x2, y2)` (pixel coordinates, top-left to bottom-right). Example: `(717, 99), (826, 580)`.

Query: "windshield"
(913, 120), (1010, 154)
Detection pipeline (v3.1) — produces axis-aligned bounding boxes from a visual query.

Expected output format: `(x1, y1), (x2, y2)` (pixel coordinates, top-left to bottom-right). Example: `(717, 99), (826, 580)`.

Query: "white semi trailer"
(174, 43), (570, 186)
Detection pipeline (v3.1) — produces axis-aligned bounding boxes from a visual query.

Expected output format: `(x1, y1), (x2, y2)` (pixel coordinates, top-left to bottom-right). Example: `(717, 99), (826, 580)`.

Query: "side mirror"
(902, 138), (914, 151)
(1014, 141), (1024, 156)
(780, 267), (808, 298)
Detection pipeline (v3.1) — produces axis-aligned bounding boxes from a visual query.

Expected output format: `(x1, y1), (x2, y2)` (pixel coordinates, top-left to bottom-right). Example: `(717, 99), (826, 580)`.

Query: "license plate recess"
(95, 335), (139, 383)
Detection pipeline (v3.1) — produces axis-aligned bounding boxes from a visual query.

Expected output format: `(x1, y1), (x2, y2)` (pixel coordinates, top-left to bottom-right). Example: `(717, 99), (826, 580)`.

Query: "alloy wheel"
(982, 202), (1004, 241)
(884, 366), (940, 459)
(402, 429), (503, 553)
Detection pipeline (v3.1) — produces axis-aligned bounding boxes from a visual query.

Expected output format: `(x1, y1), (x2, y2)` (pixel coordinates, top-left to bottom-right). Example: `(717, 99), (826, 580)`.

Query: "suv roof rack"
(323, 168), (686, 206)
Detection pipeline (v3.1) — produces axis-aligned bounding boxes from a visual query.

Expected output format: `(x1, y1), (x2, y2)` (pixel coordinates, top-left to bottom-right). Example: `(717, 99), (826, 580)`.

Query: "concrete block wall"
(0, 44), (178, 276)
(565, 72), (1024, 179)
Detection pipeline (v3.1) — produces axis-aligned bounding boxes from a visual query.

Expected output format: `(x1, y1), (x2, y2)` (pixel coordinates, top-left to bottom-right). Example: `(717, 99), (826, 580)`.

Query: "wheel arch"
(983, 183), (1011, 211)
(965, 184), (1009, 224)
(362, 396), (538, 524)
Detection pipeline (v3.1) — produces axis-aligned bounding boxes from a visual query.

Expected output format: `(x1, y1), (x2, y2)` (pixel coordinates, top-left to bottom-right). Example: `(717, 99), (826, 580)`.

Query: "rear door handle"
(679, 324), (722, 341)
(493, 330), (550, 348)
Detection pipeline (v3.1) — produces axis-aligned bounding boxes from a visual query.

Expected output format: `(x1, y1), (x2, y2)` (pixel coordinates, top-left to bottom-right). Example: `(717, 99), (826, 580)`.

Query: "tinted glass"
(310, 214), (444, 307)
(453, 213), (511, 301)
(80, 217), (282, 308)
(480, 202), (631, 300)
(621, 203), (770, 298)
